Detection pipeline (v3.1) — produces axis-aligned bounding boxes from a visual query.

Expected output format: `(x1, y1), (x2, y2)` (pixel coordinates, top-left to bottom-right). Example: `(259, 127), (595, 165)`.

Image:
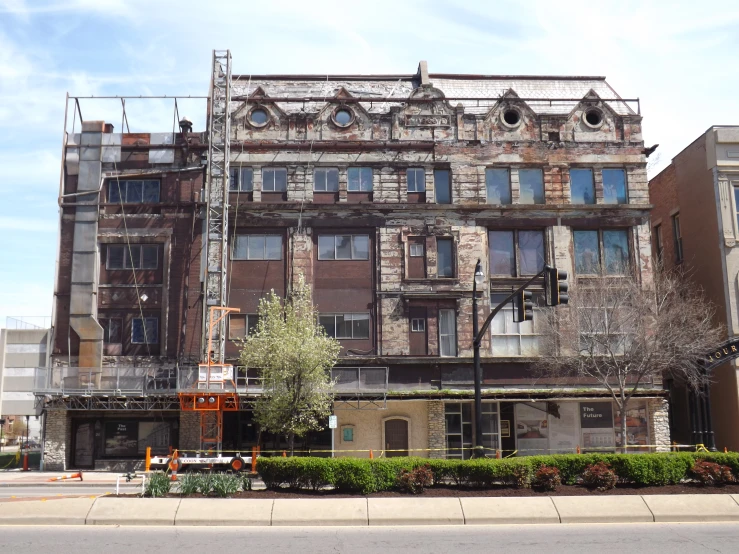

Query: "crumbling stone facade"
(40, 57), (667, 467)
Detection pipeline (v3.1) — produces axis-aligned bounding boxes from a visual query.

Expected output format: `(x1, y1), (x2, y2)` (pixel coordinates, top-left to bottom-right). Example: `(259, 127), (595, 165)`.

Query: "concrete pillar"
(43, 410), (70, 470)
(427, 400), (446, 459)
(179, 411), (200, 450)
(648, 397), (670, 452)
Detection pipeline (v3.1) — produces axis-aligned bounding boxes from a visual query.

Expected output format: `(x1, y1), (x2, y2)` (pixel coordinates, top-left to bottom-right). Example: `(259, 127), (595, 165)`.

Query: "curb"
(0, 494), (738, 526)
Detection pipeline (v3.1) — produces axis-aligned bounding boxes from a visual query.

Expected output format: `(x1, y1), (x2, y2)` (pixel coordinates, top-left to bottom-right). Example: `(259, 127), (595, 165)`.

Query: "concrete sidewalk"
(0, 471), (125, 487)
(1, 494), (739, 526)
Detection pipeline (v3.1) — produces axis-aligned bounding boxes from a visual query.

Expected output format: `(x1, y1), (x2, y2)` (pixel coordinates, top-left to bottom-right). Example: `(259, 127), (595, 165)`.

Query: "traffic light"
(516, 289), (534, 321)
(545, 267), (569, 306)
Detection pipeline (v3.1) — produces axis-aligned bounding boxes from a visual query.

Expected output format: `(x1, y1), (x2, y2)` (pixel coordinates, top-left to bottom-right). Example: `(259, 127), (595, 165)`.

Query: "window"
(445, 403), (472, 459)
(229, 314), (260, 339)
(347, 167), (373, 192)
(574, 229), (629, 275)
(444, 403), (497, 459)
(486, 168), (511, 205)
(333, 109), (353, 127)
(249, 108), (269, 126)
(570, 168), (595, 204)
(232, 235), (282, 260)
(488, 230), (545, 276)
(407, 168), (426, 193)
(99, 318), (122, 344)
(409, 243), (424, 257)
(437, 238), (454, 278)
(262, 168), (287, 192)
(131, 317), (158, 344)
(108, 180), (160, 204)
(317, 235), (369, 260)
(490, 293), (539, 356)
(578, 304), (631, 356)
(319, 314), (370, 339)
(107, 245), (158, 270)
(439, 308), (457, 356)
(518, 169), (544, 204)
(602, 169), (627, 204)
(672, 214), (683, 263)
(654, 224), (663, 264)
(434, 169), (451, 204)
(229, 167), (254, 192)
(411, 318), (426, 332)
(314, 168), (339, 192)
(735, 188), (739, 230)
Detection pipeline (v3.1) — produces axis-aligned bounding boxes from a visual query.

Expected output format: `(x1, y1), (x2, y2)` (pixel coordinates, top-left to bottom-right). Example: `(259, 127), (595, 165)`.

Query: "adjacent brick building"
(649, 127), (739, 451)
(37, 55), (667, 469)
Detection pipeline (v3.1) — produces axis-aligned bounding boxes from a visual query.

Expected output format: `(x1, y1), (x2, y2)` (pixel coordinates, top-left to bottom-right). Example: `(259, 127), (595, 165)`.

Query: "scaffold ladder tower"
(195, 50), (232, 454)
(204, 49), (231, 362)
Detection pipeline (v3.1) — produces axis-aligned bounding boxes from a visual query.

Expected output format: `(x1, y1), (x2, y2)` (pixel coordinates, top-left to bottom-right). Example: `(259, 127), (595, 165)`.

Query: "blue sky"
(1, 0), (739, 325)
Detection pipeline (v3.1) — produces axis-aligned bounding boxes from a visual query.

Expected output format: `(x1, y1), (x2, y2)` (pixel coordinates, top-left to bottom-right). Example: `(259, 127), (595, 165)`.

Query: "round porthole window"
(583, 108), (603, 128)
(501, 108), (522, 128)
(248, 107), (269, 127)
(333, 108), (354, 127)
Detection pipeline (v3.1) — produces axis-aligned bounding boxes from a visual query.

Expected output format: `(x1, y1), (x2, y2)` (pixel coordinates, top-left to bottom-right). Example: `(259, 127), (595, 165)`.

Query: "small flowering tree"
(239, 275), (340, 455)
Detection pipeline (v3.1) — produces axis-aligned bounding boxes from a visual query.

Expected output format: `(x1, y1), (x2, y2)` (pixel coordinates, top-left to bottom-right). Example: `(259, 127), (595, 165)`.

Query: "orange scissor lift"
(152, 307), (250, 472)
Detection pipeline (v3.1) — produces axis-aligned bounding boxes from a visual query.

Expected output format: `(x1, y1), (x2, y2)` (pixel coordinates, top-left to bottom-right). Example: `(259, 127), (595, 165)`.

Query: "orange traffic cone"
(282, 450), (286, 457)
(369, 449), (374, 459)
(48, 472), (83, 482)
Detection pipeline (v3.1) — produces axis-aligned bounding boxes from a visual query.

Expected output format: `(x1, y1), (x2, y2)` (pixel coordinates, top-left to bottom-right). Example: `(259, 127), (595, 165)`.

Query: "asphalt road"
(0, 485), (140, 498)
(3, 524), (739, 553)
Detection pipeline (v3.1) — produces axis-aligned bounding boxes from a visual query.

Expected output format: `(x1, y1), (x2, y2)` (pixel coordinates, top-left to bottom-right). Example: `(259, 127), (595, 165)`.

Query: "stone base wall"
(44, 410), (71, 471)
(179, 411), (200, 450)
(427, 400), (445, 459)
(648, 397), (670, 452)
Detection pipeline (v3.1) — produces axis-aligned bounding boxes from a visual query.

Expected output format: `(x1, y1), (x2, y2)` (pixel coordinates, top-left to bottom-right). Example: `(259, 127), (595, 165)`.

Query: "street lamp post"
(472, 259), (486, 457)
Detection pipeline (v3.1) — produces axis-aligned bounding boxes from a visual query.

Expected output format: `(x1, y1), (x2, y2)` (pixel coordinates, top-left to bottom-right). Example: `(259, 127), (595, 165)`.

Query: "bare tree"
(536, 266), (723, 451)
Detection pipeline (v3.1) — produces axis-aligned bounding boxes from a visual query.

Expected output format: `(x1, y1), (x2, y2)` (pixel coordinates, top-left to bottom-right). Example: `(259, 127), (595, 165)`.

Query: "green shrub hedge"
(257, 452), (739, 494)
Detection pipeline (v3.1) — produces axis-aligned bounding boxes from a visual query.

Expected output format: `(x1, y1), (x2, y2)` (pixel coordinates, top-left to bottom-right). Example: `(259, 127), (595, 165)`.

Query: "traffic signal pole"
(471, 264), (568, 457)
(471, 264), (550, 457)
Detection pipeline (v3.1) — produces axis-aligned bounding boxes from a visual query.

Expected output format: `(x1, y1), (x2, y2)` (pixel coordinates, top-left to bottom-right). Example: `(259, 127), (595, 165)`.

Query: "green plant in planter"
(177, 473), (201, 496)
(144, 471), (172, 498)
(211, 473), (241, 497)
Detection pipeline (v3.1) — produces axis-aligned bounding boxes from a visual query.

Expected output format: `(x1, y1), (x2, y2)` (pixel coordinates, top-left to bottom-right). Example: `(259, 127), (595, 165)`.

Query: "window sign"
(104, 421), (138, 456)
(548, 403), (579, 454)
(579, 402), (615, 452)
(515, 404), (548, 456)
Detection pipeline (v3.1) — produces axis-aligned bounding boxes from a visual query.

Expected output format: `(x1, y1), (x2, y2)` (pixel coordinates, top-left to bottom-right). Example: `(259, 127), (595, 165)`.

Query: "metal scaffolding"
(203, 49), (232, 363)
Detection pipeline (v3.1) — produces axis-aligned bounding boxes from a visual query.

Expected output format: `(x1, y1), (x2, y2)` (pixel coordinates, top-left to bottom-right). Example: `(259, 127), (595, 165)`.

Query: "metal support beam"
(203, 49), (232, 364)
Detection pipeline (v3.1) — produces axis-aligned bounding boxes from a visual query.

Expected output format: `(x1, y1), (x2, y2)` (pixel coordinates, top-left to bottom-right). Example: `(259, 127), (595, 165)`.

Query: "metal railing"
(33, 367), (178, 395)
(332, 367), (389, 394)
(34, 365), (389, 396)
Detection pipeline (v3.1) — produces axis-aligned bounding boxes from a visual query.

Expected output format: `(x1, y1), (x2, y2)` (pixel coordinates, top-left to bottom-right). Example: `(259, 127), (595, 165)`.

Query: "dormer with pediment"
(398, 85), (456, 141)
(565, 90), (622, 143)
(232, 86), (289, 141)
(482, 89), (539, 142)
(312, 87), (379, 141)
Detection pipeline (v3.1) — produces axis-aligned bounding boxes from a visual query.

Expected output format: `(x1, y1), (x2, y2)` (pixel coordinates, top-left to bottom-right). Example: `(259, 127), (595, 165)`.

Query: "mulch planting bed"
(119, 482), (739, 499)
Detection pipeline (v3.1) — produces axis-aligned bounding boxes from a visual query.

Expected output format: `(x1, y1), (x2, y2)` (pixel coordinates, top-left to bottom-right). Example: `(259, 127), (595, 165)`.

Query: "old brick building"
(649, 127), (739, 451)
(37, 53), (667, 469)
